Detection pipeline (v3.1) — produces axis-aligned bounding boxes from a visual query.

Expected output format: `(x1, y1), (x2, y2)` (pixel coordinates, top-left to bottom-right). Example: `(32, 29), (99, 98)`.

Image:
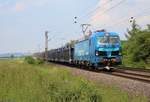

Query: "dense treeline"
(122, 20), (150, 68)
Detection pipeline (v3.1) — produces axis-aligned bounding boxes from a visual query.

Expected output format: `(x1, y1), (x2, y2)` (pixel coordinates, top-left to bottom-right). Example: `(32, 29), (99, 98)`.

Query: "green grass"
(0, 60), (148, 102)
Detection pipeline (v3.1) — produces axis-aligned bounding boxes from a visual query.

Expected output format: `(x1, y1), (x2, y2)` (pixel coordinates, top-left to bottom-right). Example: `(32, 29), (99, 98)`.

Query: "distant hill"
(0, 52), (31, 58)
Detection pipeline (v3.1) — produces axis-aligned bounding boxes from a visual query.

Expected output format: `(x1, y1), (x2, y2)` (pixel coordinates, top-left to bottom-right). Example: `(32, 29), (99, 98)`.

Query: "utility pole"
(38, 44), (41, 53)
(81, 24), (91, 38)
(45, 31), (48, 61)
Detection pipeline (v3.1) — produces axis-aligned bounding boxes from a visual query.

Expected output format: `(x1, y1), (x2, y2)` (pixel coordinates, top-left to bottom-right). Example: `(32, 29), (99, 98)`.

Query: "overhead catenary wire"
(75, 0), (124, 34)
(94, 7), (150, 30)
(79, 0), (114, 22)
(75, 0), (150, 40)
(89, 0), (126, 24)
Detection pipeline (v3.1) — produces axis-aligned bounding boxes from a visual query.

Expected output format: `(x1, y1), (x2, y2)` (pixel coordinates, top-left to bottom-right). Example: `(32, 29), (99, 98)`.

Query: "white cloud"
(0, 0), (50, 13)
(13, 2), (26, 12)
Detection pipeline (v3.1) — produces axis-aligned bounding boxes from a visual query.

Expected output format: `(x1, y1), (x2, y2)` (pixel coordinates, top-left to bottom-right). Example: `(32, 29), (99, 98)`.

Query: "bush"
(36, 58), (44, 64)
(24, 56), (44, 65)
(24, 56), (36, 64)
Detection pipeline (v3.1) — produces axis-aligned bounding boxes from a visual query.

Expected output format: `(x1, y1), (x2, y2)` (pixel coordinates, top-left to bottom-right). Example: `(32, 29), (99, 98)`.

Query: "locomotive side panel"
(74, 40), (90, 64)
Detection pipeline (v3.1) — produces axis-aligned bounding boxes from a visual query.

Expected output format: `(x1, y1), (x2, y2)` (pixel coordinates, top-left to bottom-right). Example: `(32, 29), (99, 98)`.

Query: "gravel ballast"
(53, 63), (150, 100)
(71, 68), (150, 100)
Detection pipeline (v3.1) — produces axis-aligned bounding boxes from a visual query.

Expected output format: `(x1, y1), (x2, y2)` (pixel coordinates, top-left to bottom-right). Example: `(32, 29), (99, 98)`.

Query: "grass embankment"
(0, 60), (148, 102)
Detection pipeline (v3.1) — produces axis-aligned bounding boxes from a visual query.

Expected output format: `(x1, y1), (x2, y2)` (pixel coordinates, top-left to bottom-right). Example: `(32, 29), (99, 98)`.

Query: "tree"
(146, 24), (150, 32)
(125, 22), (150, 63)
(66, 40), (77, 47)
(10, 54), (14, 59)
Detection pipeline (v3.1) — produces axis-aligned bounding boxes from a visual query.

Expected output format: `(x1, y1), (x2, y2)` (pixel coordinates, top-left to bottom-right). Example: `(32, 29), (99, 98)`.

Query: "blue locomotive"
(74, 30), (122, 70)
(45, 30), (122, 70)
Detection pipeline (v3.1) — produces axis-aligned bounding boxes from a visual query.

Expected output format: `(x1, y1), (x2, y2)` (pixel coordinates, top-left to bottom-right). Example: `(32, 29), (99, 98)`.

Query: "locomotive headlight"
(119, 52), (122, 55)
(96, 51), (99, 56)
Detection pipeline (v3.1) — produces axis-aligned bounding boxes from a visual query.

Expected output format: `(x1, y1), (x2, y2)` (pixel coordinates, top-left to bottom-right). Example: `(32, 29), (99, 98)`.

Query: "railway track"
(107, 68), (150, 84)
(50, 62), (150, 84)
(74, 66), (150, 84)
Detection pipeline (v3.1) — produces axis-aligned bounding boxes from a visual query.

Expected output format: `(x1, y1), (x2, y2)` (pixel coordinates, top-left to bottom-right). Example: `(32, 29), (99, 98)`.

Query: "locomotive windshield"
(109, 36), (119, 44)
(99, 37), (107, 43)
(98, 36), (119, 44)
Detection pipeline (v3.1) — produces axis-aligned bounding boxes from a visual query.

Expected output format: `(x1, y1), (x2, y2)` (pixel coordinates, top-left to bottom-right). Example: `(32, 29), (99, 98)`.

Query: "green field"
(0, 59), (147, 102)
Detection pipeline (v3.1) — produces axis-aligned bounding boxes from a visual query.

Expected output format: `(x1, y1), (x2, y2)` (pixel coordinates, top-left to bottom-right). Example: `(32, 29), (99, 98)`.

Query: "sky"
(90, 0), (150, 36)
(0, 0), (150, 54)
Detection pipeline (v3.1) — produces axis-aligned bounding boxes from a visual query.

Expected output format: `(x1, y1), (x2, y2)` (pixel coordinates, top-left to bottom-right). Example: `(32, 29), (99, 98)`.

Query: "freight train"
(38, 30), (122, 70)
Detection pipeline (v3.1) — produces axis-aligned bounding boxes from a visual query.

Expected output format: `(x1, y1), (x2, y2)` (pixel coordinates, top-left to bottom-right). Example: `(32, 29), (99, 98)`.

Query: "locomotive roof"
(75, 31), (119, 43)
(90, 31), (119, 38)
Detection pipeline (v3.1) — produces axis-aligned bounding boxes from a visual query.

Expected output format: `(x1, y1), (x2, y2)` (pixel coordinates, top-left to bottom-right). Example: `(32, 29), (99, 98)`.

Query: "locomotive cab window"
(109, 36), (119, 44)
(98, 36), (119, 44)
(98, 37), (107, 43)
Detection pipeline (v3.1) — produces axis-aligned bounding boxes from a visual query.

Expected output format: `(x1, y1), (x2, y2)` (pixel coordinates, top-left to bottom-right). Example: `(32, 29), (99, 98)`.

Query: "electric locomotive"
(74, 30), (122, 70)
